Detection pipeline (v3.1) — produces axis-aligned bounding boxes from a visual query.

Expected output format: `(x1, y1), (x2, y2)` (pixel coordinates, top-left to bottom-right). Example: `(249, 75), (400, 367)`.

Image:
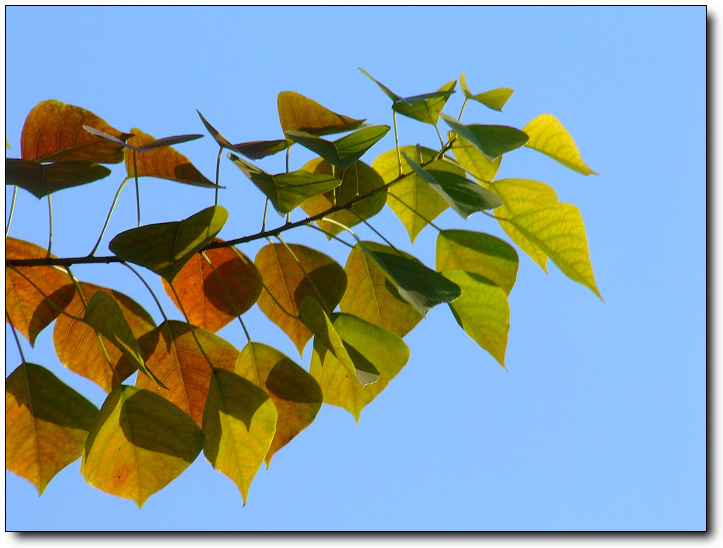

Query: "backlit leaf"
(372, 146), (450, 243)
(436, 230), (519, 295)
(108, 205), (228, 282)
(6, 159), (111, 199)
(339, 242), (423, 337)
(6, 363), (99, 495)
(53, 283), (157, 393)
(451, 135), (502, 184)
(309, 313), (409, 421)
(254, 243), (347, 355)
(136, 320), (239, 428)
(523, 114), (597, 175)
(124, 128), (215, 188)
(508, 203), (602, 299)
(5, 237), (75, 346)
(162, 241), (262, 333)
(460, 74), (514, 111)
(299, 158), (386, 238)
(440, 113), (528, 161)
(235, 342), (322, 466)
(441, 270), (510, 368)
(228, 153), (341, 215)
(285, 125), (390, 171)
(81, 385), (203, 507)
(21, 100), (125, 163)
(278, 91), (366, 136)
(203, 369), (277, 504)
(361, 241), (461, 316)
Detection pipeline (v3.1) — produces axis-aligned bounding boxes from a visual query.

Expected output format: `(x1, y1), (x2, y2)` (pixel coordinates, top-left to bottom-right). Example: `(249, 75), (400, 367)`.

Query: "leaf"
(5, 237), (75, 346)
(254, 243), (347, 355)
(83, 291), (166, 389)
(84, 125), (203, 153)
(108, 205), (228, 282)
(360, 241), (461, 316)
(372, 146), (450, 243)
(136, 320), (240, 428)
(203, 369), (277, 504)
(440, 113), (529, 161)
(228, 153), (341, 215)
(309, 313), (409, 421)
(124, 128), (215, 188)
(81, 385), (203, 508)
(20, 100), (126, 163)
(436, 230), (519, 295)
(278, 91), (366, 136)
(401, 152), (503, 218)
(359, 69), (456, 125)
(299, 158), (386, 238)
(523, 114), (597, 176)
(441, 270), (510, 368)
(451, 135), (502, 184)
(162, 241), (261, 333)
(6, 159), (111, 199)
(285, 125), (390, 171)
(232, 139), (294, 160)
(235, 342), (322, 466)
(460, 74), (514, 111)
(6, 363), (99, 495)
(339, 242), (423, 338)
(53, 282), (157, 393)
(196, 109), (238, 150)
(508, 203), (602, 299)
(490, 178), (560, 270)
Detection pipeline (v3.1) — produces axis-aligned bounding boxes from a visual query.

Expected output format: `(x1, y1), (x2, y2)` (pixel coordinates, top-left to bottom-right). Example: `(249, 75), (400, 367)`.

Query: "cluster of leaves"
(5, 70), (599, 507)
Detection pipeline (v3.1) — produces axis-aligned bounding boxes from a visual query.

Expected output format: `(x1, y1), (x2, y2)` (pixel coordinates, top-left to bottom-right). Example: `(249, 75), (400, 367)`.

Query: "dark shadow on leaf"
(28, 283), (76, 344)
(294, 263), (347, 311)
(201, 256), (261, 318)
(265, 357), (323, 404)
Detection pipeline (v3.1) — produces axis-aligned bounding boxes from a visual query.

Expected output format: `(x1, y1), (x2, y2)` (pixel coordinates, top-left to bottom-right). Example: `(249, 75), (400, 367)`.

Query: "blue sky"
(4, 5), (706, 531)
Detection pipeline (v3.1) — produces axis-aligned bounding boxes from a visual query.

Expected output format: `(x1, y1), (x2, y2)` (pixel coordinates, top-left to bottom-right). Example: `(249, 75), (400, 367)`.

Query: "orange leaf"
(278, 92), (365, 136)
(162, 241), (261, 333)
(136, 320), (239, 428)
(52, 283), (157, 393)
(20, 100), (125, 163)
(5, 237), (75, 346)
(254, 243), (347, 355)
(124, 128), (215, 187)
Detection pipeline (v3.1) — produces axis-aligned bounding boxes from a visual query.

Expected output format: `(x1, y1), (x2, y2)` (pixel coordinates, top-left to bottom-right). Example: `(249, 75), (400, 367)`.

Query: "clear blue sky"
(4, 6), (706, 531)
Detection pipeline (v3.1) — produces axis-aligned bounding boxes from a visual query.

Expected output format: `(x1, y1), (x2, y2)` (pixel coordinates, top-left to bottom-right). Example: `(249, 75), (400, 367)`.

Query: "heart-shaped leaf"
(6, 159), (111, 198)
(228, 153), (341, 215)
(285, 125), (390, 171)
(108, 205), (228, 282)
(460, 74), (514, 112)
(21, 100), (126, 163)
(441, 113), (528, 161)
(278, 91), (366, 136)
(523, 114), (597, 175)
(6, 363), (99, 495)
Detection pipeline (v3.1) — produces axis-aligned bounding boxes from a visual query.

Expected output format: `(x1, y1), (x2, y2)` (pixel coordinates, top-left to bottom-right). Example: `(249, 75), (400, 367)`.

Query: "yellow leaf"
(523, 114), (597, 176)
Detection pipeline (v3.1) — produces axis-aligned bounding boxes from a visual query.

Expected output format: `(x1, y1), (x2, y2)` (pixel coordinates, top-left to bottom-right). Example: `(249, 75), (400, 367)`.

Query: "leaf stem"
(458, 98), (469, 122)
(89, 177), (130, 256)
(261, 199), (269, 231)
(387, 192), (443, 232)
(6, 309), (27, 363)
(200, 251), (251, 342)
(121, 261), (168, 322)
(214, 146), (222, 206)
(393, 110), (402, 177)
(167, 282), (216, 373)
(46, 194), (53, 258)
(304, 222), (354, 248)
(133, 151), (141, 227)
(6, 186), (18, 239)
(275, 235), (330, 314)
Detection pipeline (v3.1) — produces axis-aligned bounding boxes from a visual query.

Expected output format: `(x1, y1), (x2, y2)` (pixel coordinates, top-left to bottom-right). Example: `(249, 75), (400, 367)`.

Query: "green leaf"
(360, 241), (461, 316)
(436, 230), (519, 295)
(232, 139), (294, 160)
(203, 369), (278, 505)
(228, 153), (341, 215)
(82, 385), (203, 508)
(278, 91), (366, 136)
(508, 203), (602, 299)
(285, 125), (390, 171)
(451, 135), (502, 184)
(108, 205), (228, 282)
(83, 292), (167, 390)
(440, 113), (528, 161)
(309, 313), (409, 421)
(235, 342), (322, 466)
(6, 363), (99, 495)
(523, 114), (597, 175)
(401, 152), (503, 218)
(6, 159), (111, 198)
(460, 74), (514, 111)
(196, 109), (238, 151)
(441, 270), (510, 369)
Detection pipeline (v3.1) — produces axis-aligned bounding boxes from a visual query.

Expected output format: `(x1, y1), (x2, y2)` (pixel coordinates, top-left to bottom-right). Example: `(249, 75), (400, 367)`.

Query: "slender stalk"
(46, 195), (53, 258)
(458, 97), (469, 122)
(275, 235), (329, 313)
(7, 310), (27, 363)
(356, 215), (403, 255)
(214, 146), (222, 206)
(121, 262), (168, 321)
(201, 251), (251, 342)
(435, 124), (445, 148)
(6, 186), (18, 238)
(393, 110), (403, 177)
(387, 192), (443, 232)
(89, 177), (130, 256)
(304, 222), (354, 248)
(285, 146), (291, 173)
(133, 151), (141, 227)
(167, 282), (216, 373)
(261, 199), (269, 231)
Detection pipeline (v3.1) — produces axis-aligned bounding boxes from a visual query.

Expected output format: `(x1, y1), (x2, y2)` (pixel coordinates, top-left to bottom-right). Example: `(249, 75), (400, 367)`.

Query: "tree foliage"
(5, 70), (600, 506)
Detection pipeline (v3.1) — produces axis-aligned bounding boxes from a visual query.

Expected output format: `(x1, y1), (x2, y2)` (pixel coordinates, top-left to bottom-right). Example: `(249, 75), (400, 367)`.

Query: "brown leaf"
(254, 243), (347, 354)
(20, 100), (125, 163)
(162, 241), (261, 333)
(278, 91), (365, 136)
(53, 283), (157, 393)
(5, 238), (75, 346)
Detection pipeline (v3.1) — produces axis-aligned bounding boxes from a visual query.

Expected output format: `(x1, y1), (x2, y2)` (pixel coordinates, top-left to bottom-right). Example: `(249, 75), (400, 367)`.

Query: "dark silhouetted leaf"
(441, 113), (528, 161)
(278, 91), (365, 136)
(6, 159), (111, 198)
(233, 139), (294, 160)
(460, 74), (514, 111)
